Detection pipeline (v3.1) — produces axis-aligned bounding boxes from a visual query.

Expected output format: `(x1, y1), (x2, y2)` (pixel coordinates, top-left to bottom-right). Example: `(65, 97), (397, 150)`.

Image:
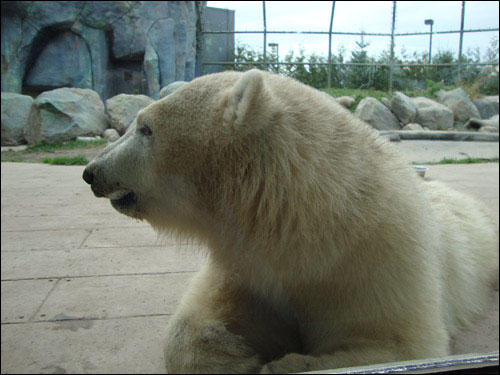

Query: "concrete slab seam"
(28, 278), (61, 323)
(1, 270), (198, 282)
(79, 228), (93, 248)
(2, 312), (174, 326)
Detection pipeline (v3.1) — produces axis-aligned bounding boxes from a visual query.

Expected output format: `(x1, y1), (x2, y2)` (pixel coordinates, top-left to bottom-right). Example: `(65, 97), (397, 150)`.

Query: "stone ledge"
(379, 130), (499, 142)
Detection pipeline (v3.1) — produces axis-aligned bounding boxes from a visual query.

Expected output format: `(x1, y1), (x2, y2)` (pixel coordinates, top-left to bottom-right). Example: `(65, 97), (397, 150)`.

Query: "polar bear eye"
(139, 125), (153, 136)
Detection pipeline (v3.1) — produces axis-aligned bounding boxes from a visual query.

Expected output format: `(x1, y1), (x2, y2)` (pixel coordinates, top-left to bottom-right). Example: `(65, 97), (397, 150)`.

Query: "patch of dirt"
(1, 144), (107, 164)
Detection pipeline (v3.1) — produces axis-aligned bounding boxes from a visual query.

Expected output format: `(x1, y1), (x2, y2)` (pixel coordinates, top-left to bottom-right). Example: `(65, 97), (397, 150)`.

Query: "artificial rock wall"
(1, 1), (206, 100)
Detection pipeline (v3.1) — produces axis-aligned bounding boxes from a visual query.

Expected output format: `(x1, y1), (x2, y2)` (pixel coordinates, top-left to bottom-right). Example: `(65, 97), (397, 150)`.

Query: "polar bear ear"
(222, 69), (267, 130)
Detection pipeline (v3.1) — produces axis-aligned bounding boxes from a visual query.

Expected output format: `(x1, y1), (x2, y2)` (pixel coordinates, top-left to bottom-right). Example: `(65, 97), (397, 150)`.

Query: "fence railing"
(200, 1), (499, 92)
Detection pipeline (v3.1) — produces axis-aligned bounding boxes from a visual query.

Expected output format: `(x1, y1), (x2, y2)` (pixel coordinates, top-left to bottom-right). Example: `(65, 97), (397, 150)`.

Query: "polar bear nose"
(82, 163), (108, 198)
(82, 167), (94, 185)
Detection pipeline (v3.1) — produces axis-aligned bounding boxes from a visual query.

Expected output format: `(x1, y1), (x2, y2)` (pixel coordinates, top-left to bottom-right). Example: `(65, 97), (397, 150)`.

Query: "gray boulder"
(76, 136), (101, 142)
(465, 115), (499, 131)
(334, 96), (355, 109)
(25, 88), (108, 144)
(411, 97), (454, 130)
(473, 96), (499, 119)
(105, 94), (154, 135)
(381, 97), (391, 110)
(160, 81), (188, 99)
(437, 88), (480, 124)
(1, 93), (33, 146)
(479, 126), (499, 133)
(103, 128), (120, 142)
(391, 92), (418, 125)
(354, 97), (400, 130)
(402, 123), (424, 131)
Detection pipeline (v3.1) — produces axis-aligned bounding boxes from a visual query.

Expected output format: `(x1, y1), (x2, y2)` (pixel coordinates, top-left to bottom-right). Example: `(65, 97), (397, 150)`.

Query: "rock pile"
(1, 85), (499, 146)
(1, 82), (185, 145)
(346, 90), (497, 133)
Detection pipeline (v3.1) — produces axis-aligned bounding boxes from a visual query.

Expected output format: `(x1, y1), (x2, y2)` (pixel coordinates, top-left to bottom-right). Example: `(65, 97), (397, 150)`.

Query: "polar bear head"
(83, 70), (279, 236)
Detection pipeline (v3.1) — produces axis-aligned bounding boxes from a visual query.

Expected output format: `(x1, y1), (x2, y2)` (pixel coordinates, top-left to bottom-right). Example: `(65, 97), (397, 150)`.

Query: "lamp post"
(268, 43), (279, 62)
(424, 19), (434, 64)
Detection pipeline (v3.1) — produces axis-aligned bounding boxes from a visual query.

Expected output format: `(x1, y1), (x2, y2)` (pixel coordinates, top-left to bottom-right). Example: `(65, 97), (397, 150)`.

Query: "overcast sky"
(206, 1), (499, 61)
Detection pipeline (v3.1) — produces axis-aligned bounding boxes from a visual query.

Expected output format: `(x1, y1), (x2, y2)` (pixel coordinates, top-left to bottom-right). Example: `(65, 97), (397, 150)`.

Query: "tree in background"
(345, 31), (373, 89)
(475, 36), (499, 95)
(428, 50), (457, 85)
(229, 35), (499, 95)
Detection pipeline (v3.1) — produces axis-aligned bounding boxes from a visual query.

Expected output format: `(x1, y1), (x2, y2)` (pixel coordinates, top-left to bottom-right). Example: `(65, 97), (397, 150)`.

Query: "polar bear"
(83, 69), (498, 373)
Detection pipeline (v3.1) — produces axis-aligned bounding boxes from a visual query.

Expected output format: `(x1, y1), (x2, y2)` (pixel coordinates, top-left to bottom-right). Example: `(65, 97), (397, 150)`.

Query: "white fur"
(85, 69), (499, 373)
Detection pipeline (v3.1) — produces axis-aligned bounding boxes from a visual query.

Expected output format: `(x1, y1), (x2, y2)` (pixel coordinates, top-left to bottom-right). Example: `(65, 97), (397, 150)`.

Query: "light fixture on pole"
(268, 43), (279, 62)
(424, 19), (434, 64)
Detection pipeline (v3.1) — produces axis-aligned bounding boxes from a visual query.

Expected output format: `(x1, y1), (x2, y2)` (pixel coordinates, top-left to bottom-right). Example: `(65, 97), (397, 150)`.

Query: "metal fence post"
(195, 2), (204, 77)
(199, 2), (497, 83)
(327, 1), (336, 88)
(424, 19), (434, 64)
(388, 1), (396, 93)
(263, 1), (267, 70)
(457, 1), (465, 83)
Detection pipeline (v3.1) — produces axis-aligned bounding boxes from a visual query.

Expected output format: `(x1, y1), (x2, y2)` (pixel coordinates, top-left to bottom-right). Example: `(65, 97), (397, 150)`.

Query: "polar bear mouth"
(110, 190), (137, 211)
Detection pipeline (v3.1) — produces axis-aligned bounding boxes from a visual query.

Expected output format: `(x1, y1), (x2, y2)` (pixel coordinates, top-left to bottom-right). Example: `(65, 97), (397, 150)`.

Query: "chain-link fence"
(200, 1), (499, 93)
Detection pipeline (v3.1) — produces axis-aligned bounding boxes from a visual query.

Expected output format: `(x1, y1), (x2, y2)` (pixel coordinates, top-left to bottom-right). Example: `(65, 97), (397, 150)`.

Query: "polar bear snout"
(83, 161), (141, 218)
(82, 166), (94, 186)
(82, 163), (105, 198)
(83, 162), (116, 198)
(82, 163), (107, 198)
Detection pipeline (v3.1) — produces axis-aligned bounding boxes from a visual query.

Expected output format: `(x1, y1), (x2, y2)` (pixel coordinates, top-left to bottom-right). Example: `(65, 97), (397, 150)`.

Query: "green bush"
(229, 35), (498, 96)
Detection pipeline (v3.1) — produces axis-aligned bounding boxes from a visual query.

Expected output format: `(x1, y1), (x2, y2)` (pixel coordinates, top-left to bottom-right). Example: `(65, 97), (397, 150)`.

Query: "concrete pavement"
(1, 143), (499, 373)
(393, 140), (499, 164)
(1, 162), (207, 374)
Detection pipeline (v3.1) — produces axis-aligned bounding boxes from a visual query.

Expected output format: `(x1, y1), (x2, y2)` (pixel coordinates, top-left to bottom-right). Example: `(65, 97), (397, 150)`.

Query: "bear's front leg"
(164, 314), (261, 374)
(164, 264), (264, 374)
(259, 339), (448, 374)
(259, 349), (398, 374)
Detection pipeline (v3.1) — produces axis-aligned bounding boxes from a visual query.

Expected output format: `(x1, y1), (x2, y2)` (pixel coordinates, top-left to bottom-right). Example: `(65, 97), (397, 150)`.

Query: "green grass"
(1, 156), (24, 162)
(42, 156), (89, 165)
(2, 139), (107, 163)
(24, 139), (107, 154)
(321, 87), (391, 101)
(415, 157), (499, 165)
